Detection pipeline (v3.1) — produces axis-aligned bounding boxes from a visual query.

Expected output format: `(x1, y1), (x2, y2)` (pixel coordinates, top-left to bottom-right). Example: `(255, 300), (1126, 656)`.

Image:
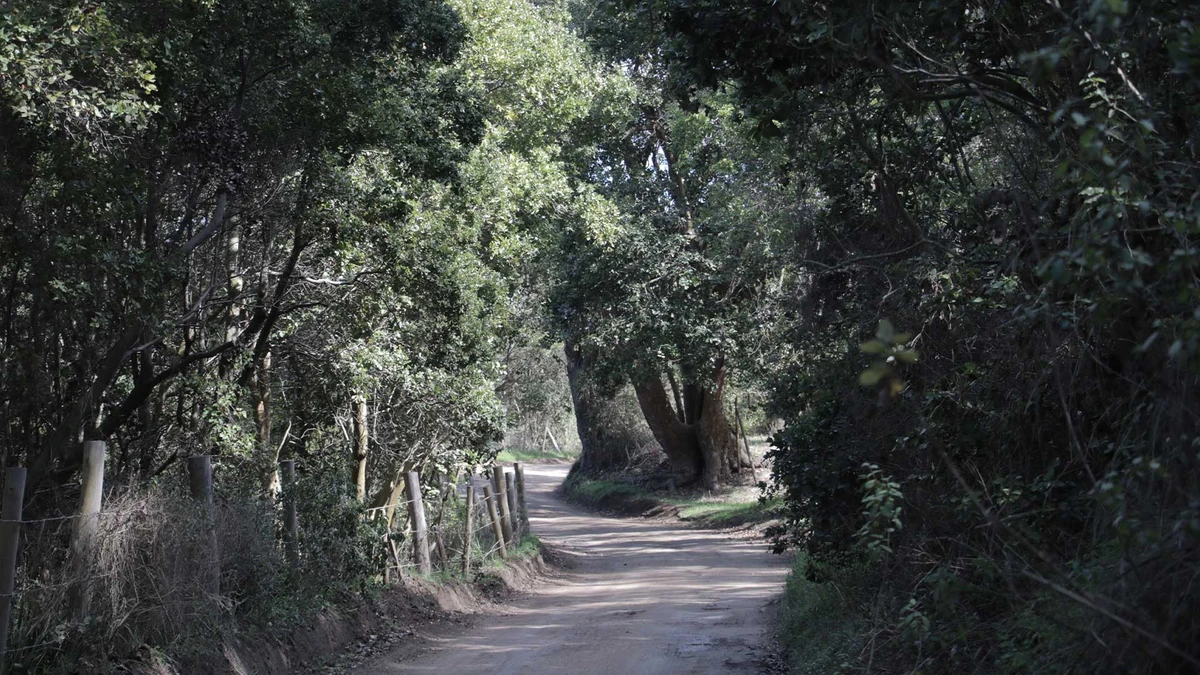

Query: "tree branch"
(795, 240), (929, 273)
(100, 341), (235, 437)
(175, 189), (229, 257)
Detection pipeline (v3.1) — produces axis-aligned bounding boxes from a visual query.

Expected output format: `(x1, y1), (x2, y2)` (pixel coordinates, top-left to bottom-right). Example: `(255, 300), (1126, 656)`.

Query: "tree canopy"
(3, 0), (1200, 671)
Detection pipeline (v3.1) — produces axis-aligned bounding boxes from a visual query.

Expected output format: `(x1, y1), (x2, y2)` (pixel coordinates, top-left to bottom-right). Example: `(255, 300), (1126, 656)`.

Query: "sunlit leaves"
(0, 3), (159, 147)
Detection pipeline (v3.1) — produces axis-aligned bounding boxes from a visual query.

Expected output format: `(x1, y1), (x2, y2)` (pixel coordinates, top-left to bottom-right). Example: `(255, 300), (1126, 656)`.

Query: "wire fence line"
(361, 497), (421, 513)
(0, 453), (534, 669)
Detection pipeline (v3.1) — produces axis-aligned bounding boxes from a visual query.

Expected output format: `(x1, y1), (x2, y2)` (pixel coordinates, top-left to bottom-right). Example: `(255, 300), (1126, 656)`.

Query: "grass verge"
(673, 498), (781, 527)
(778, 554), (870, 675)
(483, 534), (542, 568)
(496, 446), (578, 463)
(561, 473), (780, 528)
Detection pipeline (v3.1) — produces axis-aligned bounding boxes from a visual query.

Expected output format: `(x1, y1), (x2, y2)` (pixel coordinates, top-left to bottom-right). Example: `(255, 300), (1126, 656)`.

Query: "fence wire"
(1, 464), (531, 666)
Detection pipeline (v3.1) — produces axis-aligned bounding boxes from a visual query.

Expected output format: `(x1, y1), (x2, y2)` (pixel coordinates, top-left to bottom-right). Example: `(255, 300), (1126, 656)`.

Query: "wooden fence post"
(491, 466), (514, 546)
(281, 459), (299, 571)
(187, 455), (220, 595)
(461, 483), (475, 576)
(72, 441), (105, 557)
(514, 463), (528, 533)
(545, 426), (564, 455)
(505, 472), (519, 540)
(481, 483), (507, 558)
(70, 441), (105, 616)
(0, 467), (27, 675)
(405, 471), (432, 575)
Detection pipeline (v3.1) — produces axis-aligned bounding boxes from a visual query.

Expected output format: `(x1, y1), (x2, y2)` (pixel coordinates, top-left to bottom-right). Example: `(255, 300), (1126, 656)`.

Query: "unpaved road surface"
(354, 464), (789, 674)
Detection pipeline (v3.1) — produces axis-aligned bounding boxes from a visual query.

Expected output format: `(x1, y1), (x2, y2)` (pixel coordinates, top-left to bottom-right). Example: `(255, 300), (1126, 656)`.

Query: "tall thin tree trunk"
(226, 221), (242, 344)
(136, 328), (155, 478)
(352, 395), (368, 501)
(666, 368), (686, 422)
(256, 350), (278, 495)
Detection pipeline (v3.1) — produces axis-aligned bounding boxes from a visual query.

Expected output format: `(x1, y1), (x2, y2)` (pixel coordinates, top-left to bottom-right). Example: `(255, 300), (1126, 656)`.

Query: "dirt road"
(354, 464), (789, 674)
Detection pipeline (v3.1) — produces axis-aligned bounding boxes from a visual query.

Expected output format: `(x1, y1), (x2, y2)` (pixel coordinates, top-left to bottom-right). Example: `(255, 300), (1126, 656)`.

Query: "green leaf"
(859, 367), (885, 386)
(876, 319), (896, 342)
(860, 339), (886, 354)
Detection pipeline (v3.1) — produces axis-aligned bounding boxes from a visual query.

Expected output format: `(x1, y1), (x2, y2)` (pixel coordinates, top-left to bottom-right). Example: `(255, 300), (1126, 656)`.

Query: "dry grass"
(11, 490), (283, 672)
(7, 469), (526, 673)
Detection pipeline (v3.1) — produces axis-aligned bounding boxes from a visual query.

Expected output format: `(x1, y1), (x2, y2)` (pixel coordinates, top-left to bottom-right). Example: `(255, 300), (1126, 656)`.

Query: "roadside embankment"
(127, 538), (554, 675)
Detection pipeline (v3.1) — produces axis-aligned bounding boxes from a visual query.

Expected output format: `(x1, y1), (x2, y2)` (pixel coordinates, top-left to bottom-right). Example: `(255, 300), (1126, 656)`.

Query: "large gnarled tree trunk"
(634, 363), (738, 489)
(564, 337), (626, 472)
(632, 376), (701, 476)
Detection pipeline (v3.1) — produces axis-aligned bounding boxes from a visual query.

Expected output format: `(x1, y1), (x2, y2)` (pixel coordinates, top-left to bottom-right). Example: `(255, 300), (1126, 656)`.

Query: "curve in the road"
(353, 464), (789, 675)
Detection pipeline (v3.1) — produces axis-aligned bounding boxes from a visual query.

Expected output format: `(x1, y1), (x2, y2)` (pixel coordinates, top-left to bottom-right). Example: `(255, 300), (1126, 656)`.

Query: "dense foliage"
(0, 0), (496, 497)
(589, 0), (1200, 671)
(5, 0), (1200, 671)
(0, 0), (612, 667)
